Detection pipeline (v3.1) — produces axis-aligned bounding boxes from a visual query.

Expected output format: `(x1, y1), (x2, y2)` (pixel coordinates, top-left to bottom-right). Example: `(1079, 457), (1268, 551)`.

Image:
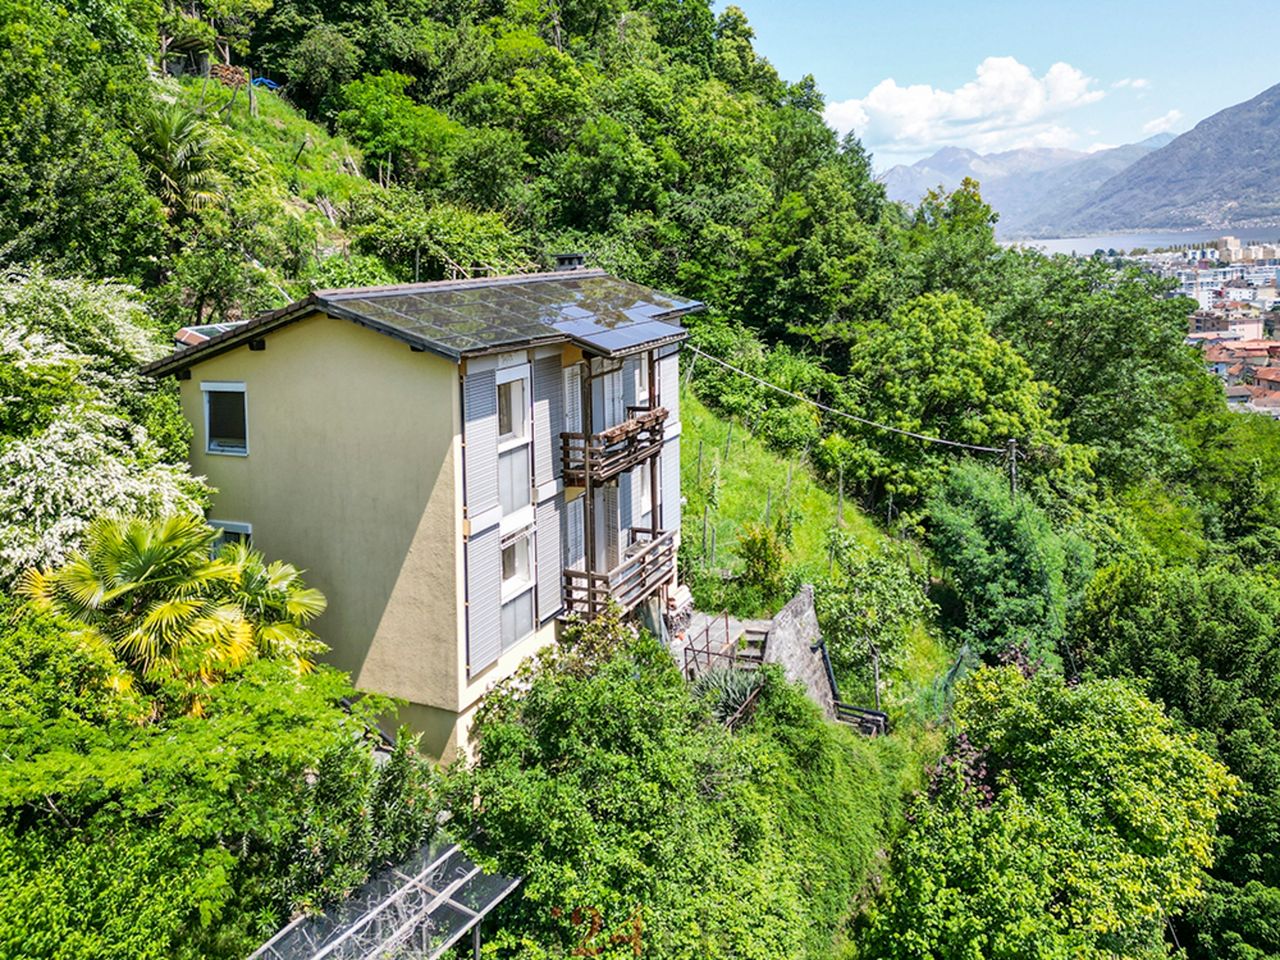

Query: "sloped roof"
(143, 270), (703, 376)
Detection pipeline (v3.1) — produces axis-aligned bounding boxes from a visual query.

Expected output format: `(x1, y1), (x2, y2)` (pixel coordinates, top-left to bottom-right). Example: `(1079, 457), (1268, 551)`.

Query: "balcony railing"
(561, 406), (667, 486)
(562, 528), (676, 619)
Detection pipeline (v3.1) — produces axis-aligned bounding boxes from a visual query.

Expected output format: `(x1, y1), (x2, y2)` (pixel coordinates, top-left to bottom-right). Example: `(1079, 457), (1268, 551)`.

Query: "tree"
(1071, 559), (1280, 958)
(862, 667), (1236, 959)
(927, 463), (1092, 664)
(990, 252), (1203, 486)
(0, 597), (435, 959)
(0, 272), (202, 584)
(21, 515), (327, 711)
(445, 610), (906, 960)
(0, 0), (164, 279)
(131, 101), (225, 234)
(826, 293), (1074, 506)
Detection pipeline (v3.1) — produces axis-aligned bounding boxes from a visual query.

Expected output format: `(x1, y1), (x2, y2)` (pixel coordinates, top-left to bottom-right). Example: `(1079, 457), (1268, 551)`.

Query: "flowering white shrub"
(0, 405), (207, 583)
(0, 269), (208, 586)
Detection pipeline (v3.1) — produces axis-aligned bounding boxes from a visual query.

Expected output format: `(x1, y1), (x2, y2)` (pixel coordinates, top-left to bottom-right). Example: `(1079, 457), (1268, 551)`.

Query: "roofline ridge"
(316, 268), (607, 300)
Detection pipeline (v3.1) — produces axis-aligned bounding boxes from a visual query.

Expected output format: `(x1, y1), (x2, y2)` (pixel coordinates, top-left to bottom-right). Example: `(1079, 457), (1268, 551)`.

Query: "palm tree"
(131, 101), (224, 227)
(216, 539), (327, 672)
(21, 515), (327, 713)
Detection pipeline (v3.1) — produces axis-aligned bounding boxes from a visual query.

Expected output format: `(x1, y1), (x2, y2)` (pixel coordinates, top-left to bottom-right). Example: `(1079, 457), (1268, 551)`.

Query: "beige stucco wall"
(177, 314), (566, 761)
(179, 312), (467, 715)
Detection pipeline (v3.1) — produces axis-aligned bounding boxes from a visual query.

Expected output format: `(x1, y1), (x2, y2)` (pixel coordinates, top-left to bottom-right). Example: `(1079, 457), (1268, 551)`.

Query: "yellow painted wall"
(179, 313), (467, 714)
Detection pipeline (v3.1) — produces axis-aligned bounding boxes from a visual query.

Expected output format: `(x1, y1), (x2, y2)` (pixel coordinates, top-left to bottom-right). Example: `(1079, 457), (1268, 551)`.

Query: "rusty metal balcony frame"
(561, 405), (668, 487)
(563, 527), (676, 619)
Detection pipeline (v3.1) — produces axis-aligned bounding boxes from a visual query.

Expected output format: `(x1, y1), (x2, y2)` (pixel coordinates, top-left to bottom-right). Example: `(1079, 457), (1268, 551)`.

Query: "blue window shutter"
(463, 369), (499, 520)
(536, 495), (562, 622)
(661, 438), (680, 531)
(532, 356), (562, 485)
(466, 523), (501, 674)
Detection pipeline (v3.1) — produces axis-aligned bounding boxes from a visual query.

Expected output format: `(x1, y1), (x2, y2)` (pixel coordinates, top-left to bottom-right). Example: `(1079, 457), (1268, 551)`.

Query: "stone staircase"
(667, 586), (888, 736)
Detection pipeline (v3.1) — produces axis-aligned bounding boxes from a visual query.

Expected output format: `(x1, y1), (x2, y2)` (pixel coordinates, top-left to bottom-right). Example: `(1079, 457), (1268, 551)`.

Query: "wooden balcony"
(563, 528), (676, 619)
(561, 406), (668, 486)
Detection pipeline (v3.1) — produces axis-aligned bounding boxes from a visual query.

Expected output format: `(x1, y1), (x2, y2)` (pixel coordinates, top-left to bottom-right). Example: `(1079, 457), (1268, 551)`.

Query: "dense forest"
(2, 0), (1280, 956)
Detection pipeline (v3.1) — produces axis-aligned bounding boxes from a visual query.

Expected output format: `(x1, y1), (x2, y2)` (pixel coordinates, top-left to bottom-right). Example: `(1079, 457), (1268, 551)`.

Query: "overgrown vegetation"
(0, 0), (1275, 955)
(446, 609), (914, 960)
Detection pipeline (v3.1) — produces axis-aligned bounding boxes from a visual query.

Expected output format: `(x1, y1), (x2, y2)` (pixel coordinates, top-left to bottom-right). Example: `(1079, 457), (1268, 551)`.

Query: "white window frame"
(201, 381), (248, 456)
(497, 364), (533, 532)
(500, 526), (536, 649)
(500, 527), (535, 602)
(209, 519), (252, 552)
(637, 354), (650, 404)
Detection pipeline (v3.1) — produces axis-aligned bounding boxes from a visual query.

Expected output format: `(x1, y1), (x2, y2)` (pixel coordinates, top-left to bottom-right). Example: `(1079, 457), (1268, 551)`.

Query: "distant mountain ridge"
(881, 137), (1175, 238)
(1056, 82), (1280, 232)
(882, 80), (1280, 237)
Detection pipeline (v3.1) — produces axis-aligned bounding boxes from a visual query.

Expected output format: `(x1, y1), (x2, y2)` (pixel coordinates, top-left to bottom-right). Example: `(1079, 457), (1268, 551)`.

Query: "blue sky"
(731, 0), (1273, 168)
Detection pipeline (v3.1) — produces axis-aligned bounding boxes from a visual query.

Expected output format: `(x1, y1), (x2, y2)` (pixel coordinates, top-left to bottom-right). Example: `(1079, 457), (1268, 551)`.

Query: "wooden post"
(1007, 438), (1019, 496)
(696, 439), (704, 485)
(872, 645), (881, 712)
(701, 504), (709, 564)
(837, 464), (844, 526)
(723, 419), (733, 461)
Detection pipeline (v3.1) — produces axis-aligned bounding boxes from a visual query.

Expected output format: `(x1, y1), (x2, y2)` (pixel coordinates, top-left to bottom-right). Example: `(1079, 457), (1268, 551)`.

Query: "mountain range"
(881, 81), (1280, 238)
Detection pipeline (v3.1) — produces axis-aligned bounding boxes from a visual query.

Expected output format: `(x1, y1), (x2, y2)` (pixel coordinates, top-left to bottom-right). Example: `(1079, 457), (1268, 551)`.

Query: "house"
(143, 268), (703, 758)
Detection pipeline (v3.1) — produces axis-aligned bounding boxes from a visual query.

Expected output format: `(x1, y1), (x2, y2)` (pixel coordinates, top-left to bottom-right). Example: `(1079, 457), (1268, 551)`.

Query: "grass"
(679, 384), (954, 723)
(679, 385), (879, 580)
(176, 78), (370, 206)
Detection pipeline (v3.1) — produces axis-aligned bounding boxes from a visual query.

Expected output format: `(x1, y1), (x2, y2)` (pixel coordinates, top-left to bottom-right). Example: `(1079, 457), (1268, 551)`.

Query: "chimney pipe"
(553, 252), (586, 272)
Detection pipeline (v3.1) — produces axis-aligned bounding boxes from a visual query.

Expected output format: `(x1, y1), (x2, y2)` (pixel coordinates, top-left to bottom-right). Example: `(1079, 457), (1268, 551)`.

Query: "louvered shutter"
(600, 368), (624, 430)
(661, 438), (681, 531)
(618, 473), (633, 548)
(563, 495), (585, 571)
(535, 495), (562, 622)
(623, 356), (638, 414)
(603, 485), (620, 568)
(660, 354), (679, 423)
(463, 368), (499, 520)
(563, 366), (581, 435)
(466, 523), (501, 674)
(532, 356), (562, 485)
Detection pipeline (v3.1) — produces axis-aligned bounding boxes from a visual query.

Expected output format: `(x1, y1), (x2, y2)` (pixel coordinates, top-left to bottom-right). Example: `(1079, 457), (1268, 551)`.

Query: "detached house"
(144, 267), (702, 757)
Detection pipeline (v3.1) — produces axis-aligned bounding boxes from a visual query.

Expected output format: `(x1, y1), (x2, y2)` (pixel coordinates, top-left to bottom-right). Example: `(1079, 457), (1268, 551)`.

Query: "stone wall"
(763, 584), (837, 720)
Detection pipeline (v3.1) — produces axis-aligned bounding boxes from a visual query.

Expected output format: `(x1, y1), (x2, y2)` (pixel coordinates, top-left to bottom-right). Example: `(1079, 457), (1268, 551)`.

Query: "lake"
(1004, 229), (1280, 255)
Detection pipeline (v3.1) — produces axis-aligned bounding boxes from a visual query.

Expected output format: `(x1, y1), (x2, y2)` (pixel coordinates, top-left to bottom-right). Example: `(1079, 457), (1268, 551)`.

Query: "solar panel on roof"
(315, 273), (700, 360)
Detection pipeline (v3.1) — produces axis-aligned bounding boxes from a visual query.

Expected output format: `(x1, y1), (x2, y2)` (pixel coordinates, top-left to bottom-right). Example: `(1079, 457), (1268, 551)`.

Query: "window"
(499, 446), (531, 515)
(500, 529), (535, 650)
(497, 364), (532, 523)
(639, 465), (652, 523)
(501, 533), (531, 588)
(637, 356), (650, 402)
(209, 520), (252, 552)
(498, 377), (525, 441)
(501, 590), (534, 650)
(202, 382), (247, 455)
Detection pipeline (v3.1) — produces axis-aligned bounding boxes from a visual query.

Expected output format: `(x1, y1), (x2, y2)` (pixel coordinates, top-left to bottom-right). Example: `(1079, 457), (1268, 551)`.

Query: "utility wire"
(685, 345), (1009, 455)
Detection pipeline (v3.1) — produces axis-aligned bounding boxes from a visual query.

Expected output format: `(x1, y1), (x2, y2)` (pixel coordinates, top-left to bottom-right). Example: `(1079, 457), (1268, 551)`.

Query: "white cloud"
(1113, 77), (1150, 89)
(1142, 108), (1183, 134)
(825, 57), (1105, 164)
(1087, 141), (1119, 152)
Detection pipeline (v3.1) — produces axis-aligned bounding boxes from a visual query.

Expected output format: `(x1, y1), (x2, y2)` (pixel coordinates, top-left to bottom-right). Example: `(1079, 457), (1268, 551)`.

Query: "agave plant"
(694, 667), (764, 726)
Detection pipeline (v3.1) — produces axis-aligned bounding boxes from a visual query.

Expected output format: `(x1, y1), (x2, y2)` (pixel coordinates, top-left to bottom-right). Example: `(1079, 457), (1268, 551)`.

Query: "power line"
(685, 345), (1009, 455)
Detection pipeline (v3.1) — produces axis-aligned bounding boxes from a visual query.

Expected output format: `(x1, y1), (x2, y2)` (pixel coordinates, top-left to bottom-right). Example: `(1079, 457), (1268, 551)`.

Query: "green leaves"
(21, 515), (329, 710)
(864, 668), (1236, 959)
